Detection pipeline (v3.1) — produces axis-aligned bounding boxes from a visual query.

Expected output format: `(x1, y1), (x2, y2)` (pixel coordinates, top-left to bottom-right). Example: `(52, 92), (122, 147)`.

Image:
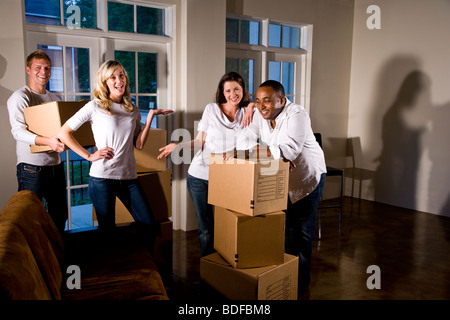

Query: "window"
(226, 17), (260, 45)
(226, 58), (255, 95)
(25, 0), (166, 36)
(25, 1), (172, 230)
(226, 16), (310, 109)
(114, 50), (158, 128)
(107, 1), (165, 35)
(37, 45), (91, 100)
(25, 0), (97, 29)
(268, 61), (295, 100)
(269, 24), (301, 49)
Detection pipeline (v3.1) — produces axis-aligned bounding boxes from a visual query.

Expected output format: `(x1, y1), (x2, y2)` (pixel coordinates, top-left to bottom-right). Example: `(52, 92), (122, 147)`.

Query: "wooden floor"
(167, 197), (450, 300)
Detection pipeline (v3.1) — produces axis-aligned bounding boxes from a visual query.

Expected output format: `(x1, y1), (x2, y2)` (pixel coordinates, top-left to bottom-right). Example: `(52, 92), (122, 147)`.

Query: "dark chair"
(314, 133), (344, 238)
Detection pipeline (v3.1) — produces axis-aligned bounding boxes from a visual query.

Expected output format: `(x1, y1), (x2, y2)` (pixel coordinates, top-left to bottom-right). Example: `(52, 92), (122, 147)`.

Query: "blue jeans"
(187, 174), (215, 257)
(89, 177), (158, 245)
(284, 173), (326, 297)
(16, 162), (68, 233)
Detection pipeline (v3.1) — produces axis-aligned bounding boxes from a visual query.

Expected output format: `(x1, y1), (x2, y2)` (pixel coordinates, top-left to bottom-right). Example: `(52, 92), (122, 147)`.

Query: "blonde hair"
(93, 60), (134, 114)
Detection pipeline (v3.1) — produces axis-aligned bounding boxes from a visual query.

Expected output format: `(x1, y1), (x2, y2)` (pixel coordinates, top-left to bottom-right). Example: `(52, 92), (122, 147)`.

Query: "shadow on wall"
(375, 70), (430, 210)
(0, 54), (16, 203)
(373, 63), (450, 216)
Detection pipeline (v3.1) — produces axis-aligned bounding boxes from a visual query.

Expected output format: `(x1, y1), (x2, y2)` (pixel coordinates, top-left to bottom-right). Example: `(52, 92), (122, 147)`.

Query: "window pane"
(282, 62), (295, 95)
(240, 59), (254, 95)
(226, 18), (239, 43)
(114, 51), (136, 93)
(268, 24), (282, 47)
(268, 61), (281, 82)
(108, 1), (134, 33)
(25, 0), (60, 25)
(137, 6), (165, 35)
(283, 26), (301, 49)
(65, 47), (90, 93)
(63, 0), (97, 29)
(138, 96), (158, 128)
(38, 45), (64, 92)
(138, 52), (157, 94)
(240, 20), (250, 44)
(240, 20), (260, 45)
(249, 21), (260, 45)
(226, 58), (239, 73)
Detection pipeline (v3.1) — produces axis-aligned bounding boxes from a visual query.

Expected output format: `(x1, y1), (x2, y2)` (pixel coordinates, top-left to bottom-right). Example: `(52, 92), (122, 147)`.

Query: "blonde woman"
(58, 60), (172, 245)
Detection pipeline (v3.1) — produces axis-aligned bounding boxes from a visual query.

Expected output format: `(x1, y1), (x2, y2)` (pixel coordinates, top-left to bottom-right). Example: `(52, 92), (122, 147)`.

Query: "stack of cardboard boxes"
(200, 153), (299, 300)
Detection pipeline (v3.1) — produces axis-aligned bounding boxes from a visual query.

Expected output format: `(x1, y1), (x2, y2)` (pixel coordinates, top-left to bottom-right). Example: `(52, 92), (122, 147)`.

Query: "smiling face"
(106, 67), (127, 102)
(26, 58), (51, 93)
(255, 86), (286, 121)
(223, 81), (243, 107)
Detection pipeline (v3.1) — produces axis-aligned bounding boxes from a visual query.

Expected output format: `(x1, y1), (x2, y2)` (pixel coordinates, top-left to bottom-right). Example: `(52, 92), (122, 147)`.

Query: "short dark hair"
(215, 72), (251, 108)
(26, 50), (52, 68)
(259, 80), (285, 97)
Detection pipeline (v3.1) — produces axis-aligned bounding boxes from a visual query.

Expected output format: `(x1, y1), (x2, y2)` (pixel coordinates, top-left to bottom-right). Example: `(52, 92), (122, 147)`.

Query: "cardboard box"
(24, 100), (94, 153)
(208, 154), (290, 216)
(135, 128), (167, 173)
(214, 206), (285, 268)
(93, 169), (172, 224)
(200, 252), (298, 300)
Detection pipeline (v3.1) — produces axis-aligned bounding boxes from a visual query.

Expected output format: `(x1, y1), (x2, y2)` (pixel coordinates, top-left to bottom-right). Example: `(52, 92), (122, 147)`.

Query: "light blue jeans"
(187, 174), (215, 257)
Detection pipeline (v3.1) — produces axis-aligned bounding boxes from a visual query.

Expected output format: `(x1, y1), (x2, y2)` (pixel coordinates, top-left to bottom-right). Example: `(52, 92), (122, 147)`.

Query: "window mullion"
(60, 0), (64, 27)
(135, 51), (139, 107)
(261, 19), (269, 47)
(134, 4), (137, 33)
(99, 0), (107, 32)
(62, 45), (67, 98)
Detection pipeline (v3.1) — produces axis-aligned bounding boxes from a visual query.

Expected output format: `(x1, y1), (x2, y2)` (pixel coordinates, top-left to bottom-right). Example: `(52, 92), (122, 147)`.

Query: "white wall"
(349, 0), (450, 216)
(171, 0), (227, 230)
(0, 0), (27, 209)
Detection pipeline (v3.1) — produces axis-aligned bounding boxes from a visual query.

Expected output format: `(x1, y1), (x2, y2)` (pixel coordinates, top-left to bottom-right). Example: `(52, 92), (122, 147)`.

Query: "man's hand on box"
(36, 135), (65, 153)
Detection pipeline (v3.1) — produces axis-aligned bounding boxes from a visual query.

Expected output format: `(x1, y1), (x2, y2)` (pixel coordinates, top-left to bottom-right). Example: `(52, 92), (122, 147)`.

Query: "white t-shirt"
(66, 100), (141, 180)
(7, 86), (61, 166)
(188, 103), (246, 181)
(236, 99), (327, 203)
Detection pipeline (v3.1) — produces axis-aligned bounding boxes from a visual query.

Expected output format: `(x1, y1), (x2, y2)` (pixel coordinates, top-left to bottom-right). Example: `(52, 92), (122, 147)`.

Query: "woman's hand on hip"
(89, 147), (115, 162)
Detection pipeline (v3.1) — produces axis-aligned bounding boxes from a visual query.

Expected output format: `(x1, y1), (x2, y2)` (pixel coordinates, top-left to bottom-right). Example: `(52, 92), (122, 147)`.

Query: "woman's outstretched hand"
(158, 143), (177, 159)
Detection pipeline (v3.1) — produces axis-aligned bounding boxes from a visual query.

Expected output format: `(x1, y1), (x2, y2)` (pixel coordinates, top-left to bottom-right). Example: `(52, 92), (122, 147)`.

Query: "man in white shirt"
(236, 80), (326, 298)
(7, 50), (68, 232)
